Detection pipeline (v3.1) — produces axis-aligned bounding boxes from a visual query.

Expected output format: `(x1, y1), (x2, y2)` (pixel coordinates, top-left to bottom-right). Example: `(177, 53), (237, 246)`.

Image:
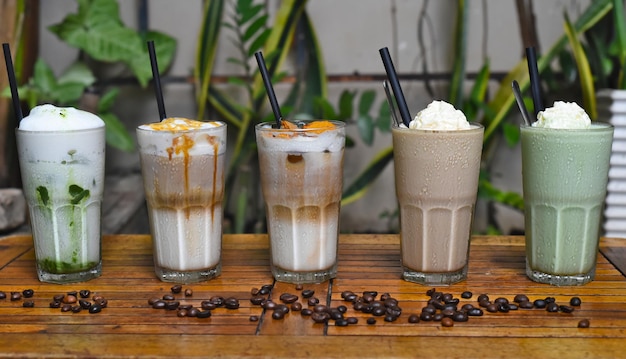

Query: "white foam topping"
(137, 118), (226, 157)
(258, 124), (344, 153)
(404, 100), (470, 130)
(19, 104), (104, 131)
(533, 101), (591, 129)
(138, 117), (222, 131)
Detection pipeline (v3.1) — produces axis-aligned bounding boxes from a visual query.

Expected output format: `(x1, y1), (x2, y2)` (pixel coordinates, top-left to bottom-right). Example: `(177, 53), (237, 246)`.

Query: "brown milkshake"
(392, 101), (483, 285)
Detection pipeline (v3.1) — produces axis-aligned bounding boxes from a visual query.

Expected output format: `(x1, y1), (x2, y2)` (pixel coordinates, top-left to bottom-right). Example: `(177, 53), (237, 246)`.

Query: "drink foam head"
(137, 118), (227, 157)
(533, 101), (591, 129)
(405, 100), (470, 130)
(257, 122), (345, 153)
(138, 117), (223, 131)
(19, 104), (105, 131)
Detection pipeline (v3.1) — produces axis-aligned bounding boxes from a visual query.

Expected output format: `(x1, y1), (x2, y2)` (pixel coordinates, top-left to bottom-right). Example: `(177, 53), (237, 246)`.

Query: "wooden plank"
(0, 234), (624, 358)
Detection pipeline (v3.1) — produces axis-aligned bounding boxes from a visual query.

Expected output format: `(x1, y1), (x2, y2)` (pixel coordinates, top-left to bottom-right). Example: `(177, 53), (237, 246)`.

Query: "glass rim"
(520, 122), (613, 131)
(255, 120), (346, 132)
(15, 125), (105, 134)
(391, 122), (484, 132)
(136, 121), (227, 133)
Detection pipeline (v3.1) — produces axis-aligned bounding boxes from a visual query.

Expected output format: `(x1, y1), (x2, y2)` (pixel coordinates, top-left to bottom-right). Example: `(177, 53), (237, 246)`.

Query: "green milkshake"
(521, 101), (613, 285)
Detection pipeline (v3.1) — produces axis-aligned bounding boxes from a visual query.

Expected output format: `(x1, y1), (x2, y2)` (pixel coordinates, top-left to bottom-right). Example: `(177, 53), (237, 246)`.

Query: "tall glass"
(391, 123), (484, 285)
(256, 121), (345, 284)
(137, 119), (226, 284)
(521, 123), (613, 285)
(16, 126), (105, 283)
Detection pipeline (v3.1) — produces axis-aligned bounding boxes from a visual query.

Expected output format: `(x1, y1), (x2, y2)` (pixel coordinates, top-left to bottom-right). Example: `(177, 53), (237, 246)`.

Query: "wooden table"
(0, 234), (625, 358)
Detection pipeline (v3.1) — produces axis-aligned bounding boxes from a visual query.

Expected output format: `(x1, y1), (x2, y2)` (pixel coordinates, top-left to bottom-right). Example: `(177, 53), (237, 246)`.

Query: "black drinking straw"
(254, 51), (282, 128)
(147, 41), (167, 121)
(512, 80), (531, 126)
(525, 47), (544, 118)
(379, 47), (411, 127)
(2, 43), (23, 123)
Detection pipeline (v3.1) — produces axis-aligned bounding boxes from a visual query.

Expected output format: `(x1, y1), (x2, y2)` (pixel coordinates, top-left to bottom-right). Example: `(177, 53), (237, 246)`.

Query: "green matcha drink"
(521, 101), (613, 285)
(16, 104), (105, 284)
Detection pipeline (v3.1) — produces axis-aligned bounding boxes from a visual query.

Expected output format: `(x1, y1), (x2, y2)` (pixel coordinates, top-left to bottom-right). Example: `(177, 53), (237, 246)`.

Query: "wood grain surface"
(0, 234), (625, 358)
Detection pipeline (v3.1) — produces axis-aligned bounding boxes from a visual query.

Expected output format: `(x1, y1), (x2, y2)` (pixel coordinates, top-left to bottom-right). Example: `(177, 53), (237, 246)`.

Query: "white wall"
(38, 0), (591, 233)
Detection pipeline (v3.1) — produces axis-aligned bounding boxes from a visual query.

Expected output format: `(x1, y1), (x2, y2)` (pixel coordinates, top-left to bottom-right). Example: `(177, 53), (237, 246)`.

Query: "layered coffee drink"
(256, 120), (345, 283)
(137, 118), (226, 283)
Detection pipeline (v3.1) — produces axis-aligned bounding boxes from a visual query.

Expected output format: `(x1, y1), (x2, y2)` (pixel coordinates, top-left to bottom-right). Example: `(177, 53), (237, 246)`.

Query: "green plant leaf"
(313, 97), (337, 119)
(337, 90), (355, 120)
(54, 82), (86, 105)
(243, 14), (268, 42)
(341, 146), (394, 206)
(58, 62), (96, 86)
(33, 58), (56, 95)
(99, 112), (134, 152)
(612, 0), (626, 88)
(564, 12), (596, 119)
(376, 101), (392, 132)
(357, 115), (374, 145)
(97, 88), (119, 113)
(358, 90), (376, 116)
(448, 0), (468, 108)
(247, 28), (272, 57)
(478, 178), (524, 211)
(502, 122), (520, 147)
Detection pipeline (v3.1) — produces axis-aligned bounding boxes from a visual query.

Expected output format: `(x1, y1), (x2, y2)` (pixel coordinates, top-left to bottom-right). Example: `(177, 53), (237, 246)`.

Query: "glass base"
(402, 265), (467, 286)
(37, 261), (102, 284)
(155, 263), (221, 284)
(526, 262), (595, 286)
(272, 263), (337, 284)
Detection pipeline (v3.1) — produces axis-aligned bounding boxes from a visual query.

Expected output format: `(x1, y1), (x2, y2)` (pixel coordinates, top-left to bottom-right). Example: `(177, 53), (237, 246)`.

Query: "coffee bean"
(461, 291), (473, 299)
(362, 293), (375, 303)
(344, 293), (358, 302)
(249, 315), (259, 322)
(452, 312), (468, 322)
(367, 317), (377, 325)
(432, 313), (444, 322)
(307, 297), (319, 306)
(67, 291), (77, 297)
(22, 300), (34, 308)
(275, 304), (290, 315)
(477, 294), (489, 303)
(259, 286), (271, 296)
(224, 297), (240, 309)
(533, 299), (547, 309)
(384, 298), (399, 308)
(92, 295), (104, 302)
(165, 301), (180, 310)
(97, 298), (108, 308)
(79, 290), (91, 298)
(372, 307), (386, 317)
(311, 312), (329, 323)
(347, 317), (358, 325)
(559, 305), (575, 313)
(467, 308), (484, 316)
(22, 289), (34, 298)
(0, 291), (6, 299)
(441, 308), (455, 317)
(519, 301), (534, 309)
(441, 317), (454, 327)
(513, 294), (529, 303)
(335, 319), (349, 326)
(380, 293), (391, 301)
(63, 295), (77, 304)
(171, 285), (182, 294)
(201, 301), (217, 310)
(279, 293), (298, 304)
(177, 309), (188, 317)
(422, 305), (437, 315)
(10, 292), (21, 301)
(162, 294), (175, 301)
(486, 303), (499, 313)
(408, 314), (420, 323)
(262, 300), (276, 310)
(578, 319), (590, 328)
(337, 305), (348, 313)
(498, 304), (510, 313)
(71, 305), (82, 313)
(494, 297), (509, 305)
(187, 308), (200, 317)
(478, 300), (491, 308)
(49, 301), (61, 308)
(420, 312), (433, 321)
(61, 304), (72, 312)
(272, 310), (285, 320)
(250, 288), (259, 296)
(442, 293), (453, 303)
(429, 299), (445, 310)
(461, 303), (474, 312)
(544, 297), (556, 304)
(546, 302), (559, 312)
(179, 304), (193, 311)
(196, 310), (211, 318)
(507, 304), (519, 311)
(386, 307), (402, 318)
(341, 290), (354, 299)
(250, 296), (264, 305)
(184, 289), (193, 297)
(301, 308), (313, 316)
(210, 296), (225, 307)
(152, 300), (166, 309)
(291, 302), (302, 311)
(384, 314), (397, 322)
(53, 294), (66, 303)
(301, 289), (315, 298)
(570, 297), (582, 306)
(295, 284), (304, 291)
(361, 304), (373, 313)
(79, 300), (92, 309)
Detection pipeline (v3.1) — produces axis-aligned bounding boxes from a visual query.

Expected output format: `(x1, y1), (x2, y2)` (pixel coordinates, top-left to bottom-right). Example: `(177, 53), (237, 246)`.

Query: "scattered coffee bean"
(201, 301), (217, 310)
(441, 308), (456, 317)
(347, 317), (358, 325)
(61, 304), (72, 312)
(79, 300), (92, 309)
(67, 291), (78, 297)
(441, 317), (454, 327)
(329, 309), (343, 320)
(295, 284), (304, 291)
(467, 308), (484, 316)
(546, 302), (559, 312)
(250, 296), (264, 305)
(367, 317), (377, 325)
(0, 292), (5, 299)
(570, 297), (582, 306)
(184, 289), (193, 297)
(461, 291), (473, 299)
(498, 304), (510, 313)
(179, 304), (193, 311)
(307, 297), (319, 306)
(533, 299), (547, 309)
(53, 294), (66, 302)
(408, 314), (420, 323)
(165, 301), (180, 310)
(71, 305), (82, 313)
(250, 288), (259, 296)
(187, 308), (200, 317)
(63, 295), (77, 304)
(210, 296), (225, 307)
(578, 319), (590, 328)
(337, 305), (348, 313)
(275, 304), (290, 315)
(279, 293), (298, 304)
(152, 300), (166, 309)
(373, 307), (386, 317)
(461, 303), (474, 312)
(341, 290), (353, 299)
(10, 292), (21, 301)
(97, 298), (108, 308)
(301, 289), (315, 298)
(544, 297), (556, 304)
(494, 297), (509, 305)
(262, 300), (276, 310)
(513, 294), (529, 303)
(249, 315), (259, 322)
(22, 300), (34, 308)
(452, 312), (468, 322)
(311, 312), (329, 323)
(344, 293), (358, 302)
(559, 305), (575, 313)
(313, 304), (328, 313)
(486, 303), (499, 313)
(196, 310), (212, 318)
(478, 300), (491, 308)
(519, 301), (534, 309)
(301, 308), (313, 316)
(171, 285), (182, 294)
(224, 297), (240, 309)
(291, 302), (302, 311)
(419, 312), (433, 321)
(22, 289), (34, 298)
(432, 313), (444, 321)
(162, 294), (175, 301)
(477, 294), (489, 303)
(79, 290), (91, 298)
(49, 301), (61, 308)
(177, 309), (188, 317)
(272, 310), (285, 320)
(259, 285), (273, 295)
(335, 319), (349, 326)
